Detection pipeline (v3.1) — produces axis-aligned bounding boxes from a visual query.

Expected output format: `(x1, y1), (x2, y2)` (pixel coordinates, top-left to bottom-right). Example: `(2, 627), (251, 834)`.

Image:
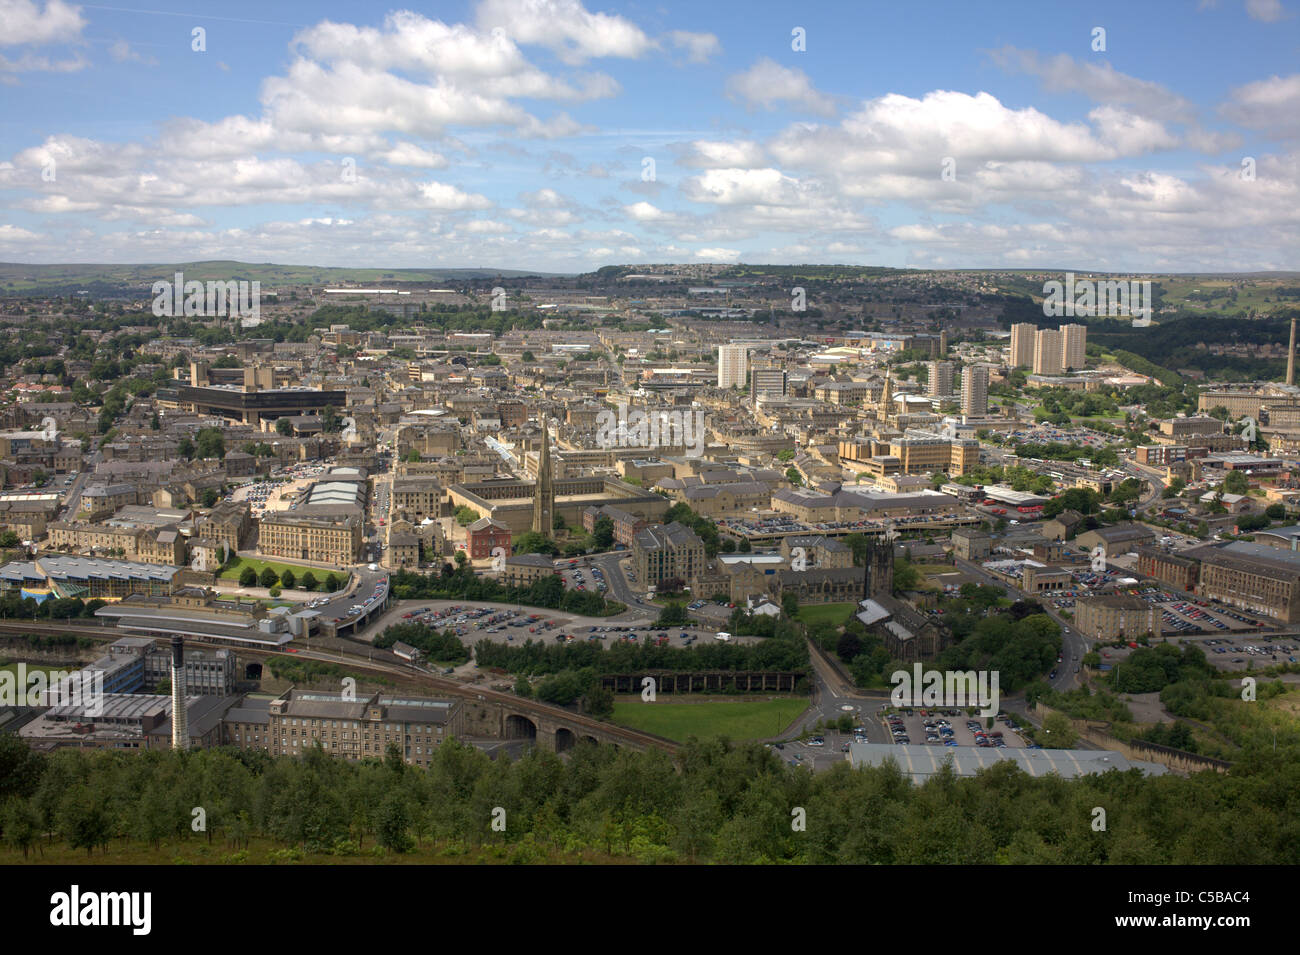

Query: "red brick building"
(582, 504), (650, 548)
(466, 517), (511, 559)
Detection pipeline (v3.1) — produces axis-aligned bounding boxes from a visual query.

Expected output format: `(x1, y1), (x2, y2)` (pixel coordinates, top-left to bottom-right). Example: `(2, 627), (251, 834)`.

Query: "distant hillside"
(0, 261), (569, 296)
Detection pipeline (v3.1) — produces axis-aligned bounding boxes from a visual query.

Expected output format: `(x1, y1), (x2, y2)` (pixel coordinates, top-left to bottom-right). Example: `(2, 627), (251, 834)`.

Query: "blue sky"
(1, 0), (1298, 272)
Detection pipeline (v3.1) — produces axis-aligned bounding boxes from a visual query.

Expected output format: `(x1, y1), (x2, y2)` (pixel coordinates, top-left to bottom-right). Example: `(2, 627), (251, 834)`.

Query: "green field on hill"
(795, 603), (856, 628)
(611, 698), (808, 741)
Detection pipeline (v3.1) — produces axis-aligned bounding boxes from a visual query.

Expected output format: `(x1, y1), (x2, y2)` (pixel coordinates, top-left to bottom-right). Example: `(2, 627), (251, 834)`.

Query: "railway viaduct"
(0, 621), (677, 755)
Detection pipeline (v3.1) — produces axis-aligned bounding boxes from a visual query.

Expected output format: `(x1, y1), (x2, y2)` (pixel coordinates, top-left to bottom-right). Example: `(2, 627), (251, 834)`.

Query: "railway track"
(0, 619), (678, 754)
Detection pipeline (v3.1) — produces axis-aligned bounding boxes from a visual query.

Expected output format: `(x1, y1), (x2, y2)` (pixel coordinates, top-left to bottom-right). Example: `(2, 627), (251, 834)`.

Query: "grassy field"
(219, 557), (345, 585)
(795, 603), (856, 627)
(611, 698), (808, 741)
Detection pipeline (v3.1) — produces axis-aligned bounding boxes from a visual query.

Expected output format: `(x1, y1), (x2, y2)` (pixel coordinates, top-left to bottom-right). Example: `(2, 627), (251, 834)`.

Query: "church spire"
(531, 416), (554, 535)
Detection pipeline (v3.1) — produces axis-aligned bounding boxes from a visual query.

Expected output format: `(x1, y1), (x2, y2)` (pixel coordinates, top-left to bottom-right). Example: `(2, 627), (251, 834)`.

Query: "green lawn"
(611, 698), (809, 742)
(219, 557), (345, 585)
(915, 563), (959, 575)
(796, 602), (857, 627)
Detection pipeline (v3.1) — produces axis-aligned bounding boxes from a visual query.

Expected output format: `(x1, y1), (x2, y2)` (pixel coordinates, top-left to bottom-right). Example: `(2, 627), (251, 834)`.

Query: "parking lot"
(1050, 584), (1272, 637)
(718, 514), (888, 538)
(371, 599), (749, 648)
(1192, 636), (1299, 670)
(1004, 424), (1125, 449)
(557, 557), (609, 596)
(228, 465), (328, 518)
(776, 728), (867, 768)
(1093, 633), (1297, 673)
(878, 705), (1033, 750)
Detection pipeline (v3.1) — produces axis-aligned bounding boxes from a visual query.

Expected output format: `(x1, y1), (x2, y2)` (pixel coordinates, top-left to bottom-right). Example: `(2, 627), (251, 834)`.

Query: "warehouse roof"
(848, 743), (1166, 782)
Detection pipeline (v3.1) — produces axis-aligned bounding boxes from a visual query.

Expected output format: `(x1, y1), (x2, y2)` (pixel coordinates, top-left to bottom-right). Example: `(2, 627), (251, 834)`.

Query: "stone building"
(1074, 594), (1162, 641)
(266, 689), (464, 768)
(633, 521), (705, 588)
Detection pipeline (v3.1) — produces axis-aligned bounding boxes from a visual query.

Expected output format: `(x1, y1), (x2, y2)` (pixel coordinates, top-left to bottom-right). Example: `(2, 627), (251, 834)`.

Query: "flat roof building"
(847, 743), (1166, 783)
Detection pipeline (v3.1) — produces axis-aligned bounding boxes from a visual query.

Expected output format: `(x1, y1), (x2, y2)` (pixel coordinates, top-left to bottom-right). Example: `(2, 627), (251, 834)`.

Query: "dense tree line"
(1092, 316), (1296, 383)
(1109, 644), (1218, 695)
(1, 734), (1297, 863)
(391, 567), (623, 618)
(0, 632), (98, 651)
(1013, 441), (1120, 468)
(474, 629), (809, 677)
(373, 624), (471, 664)
(264, 657), (391, 688)
(662, 503), (721, 557)
(0, 594), (107, 621)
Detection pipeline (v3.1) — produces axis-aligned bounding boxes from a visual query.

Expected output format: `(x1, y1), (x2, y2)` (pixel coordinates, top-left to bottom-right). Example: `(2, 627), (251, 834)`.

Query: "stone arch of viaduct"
(459, 698), (651, 753)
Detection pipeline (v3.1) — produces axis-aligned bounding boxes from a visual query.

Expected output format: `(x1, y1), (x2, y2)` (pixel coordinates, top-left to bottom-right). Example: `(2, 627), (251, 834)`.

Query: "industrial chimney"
(1288, 317), (1297, 387)
(170, 636), (189, 750)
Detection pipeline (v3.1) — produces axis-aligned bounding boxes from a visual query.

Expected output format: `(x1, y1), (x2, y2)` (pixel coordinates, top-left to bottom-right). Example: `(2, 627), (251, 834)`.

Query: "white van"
(715, 632), (732, 642)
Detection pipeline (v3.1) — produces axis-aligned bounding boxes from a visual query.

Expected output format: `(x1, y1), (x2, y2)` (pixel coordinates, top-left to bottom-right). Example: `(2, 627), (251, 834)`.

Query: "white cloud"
(682, 167), (819, 207)
(375, 143), (448, 168)
(989, 47), (1196, 123)
(624, 200), (670, 221)
(0, 0), (84, 47)
(0, 223), (42, 241)
(1246, 0), (1287, 21)
(1088, 105), (1180, 154)
(677, 140), (767, 169)
(667, 30), (720, 64)
(1221, 73), (1300, 138)
(459, 219), (513, 234)
(476, 0), (653, 64)
(108, 40), (156, 65)
(726, 58), (836, 117)
(0, 50), (86, 73)
(413, 181), (494, 210)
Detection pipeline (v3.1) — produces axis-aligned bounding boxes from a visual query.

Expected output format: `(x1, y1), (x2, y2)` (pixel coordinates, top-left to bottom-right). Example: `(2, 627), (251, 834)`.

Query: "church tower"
(862, 537), (894, 599)
(878, 371), (893, 425)
(531, 417), (555, 535)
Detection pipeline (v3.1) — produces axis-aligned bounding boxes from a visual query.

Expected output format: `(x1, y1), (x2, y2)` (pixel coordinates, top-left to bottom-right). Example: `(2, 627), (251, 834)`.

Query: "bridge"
(0, 620), (676, 754)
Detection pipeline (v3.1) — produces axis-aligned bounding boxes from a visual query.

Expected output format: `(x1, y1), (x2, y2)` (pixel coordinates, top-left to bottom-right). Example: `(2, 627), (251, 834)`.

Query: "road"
(1124, 457), (1167, 510)
(953, 555), (1089, 692)
(58, 450), (99, 520)
(769, 637), (890, 770)
(591, 552), (660, 616)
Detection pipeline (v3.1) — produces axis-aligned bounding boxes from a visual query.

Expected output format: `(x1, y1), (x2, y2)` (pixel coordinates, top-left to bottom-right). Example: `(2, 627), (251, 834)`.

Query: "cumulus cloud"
(0, 223), (42, 241)
(990, 47), (1196, 122)
(0, 4), (1295, 273)
(624, 200), (671, 221)
(682, 167), (820, 206)
(374, 143), (449, 168)
(1221, 73), (1300, 138)
(667, 30), (720, 63)
(476, 0), (653, 64)
(676, 140), (767, 169)
(726, 58), (836, 116)
(0, 0), (84, 47)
